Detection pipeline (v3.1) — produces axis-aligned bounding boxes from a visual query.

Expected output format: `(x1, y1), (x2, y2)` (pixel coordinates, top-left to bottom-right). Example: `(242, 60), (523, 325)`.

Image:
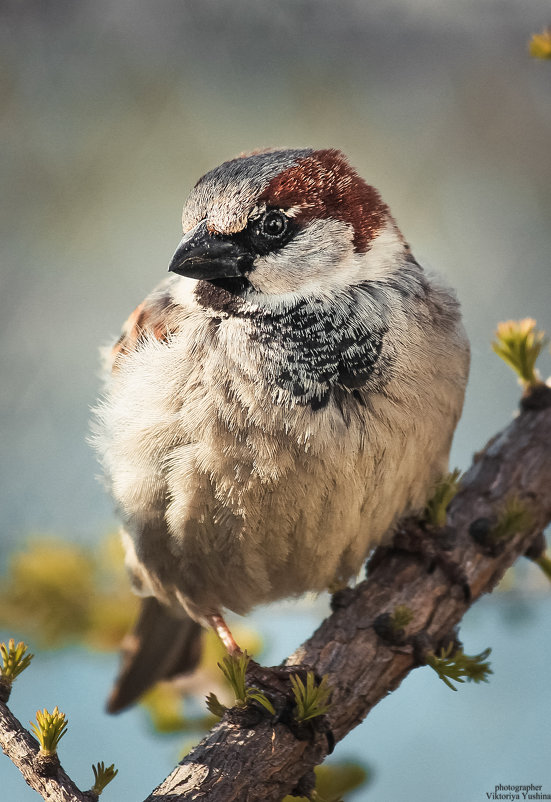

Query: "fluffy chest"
(97, 286), (468, 615)
(101, 301), (386, 523)
(129, 308), (376, 467)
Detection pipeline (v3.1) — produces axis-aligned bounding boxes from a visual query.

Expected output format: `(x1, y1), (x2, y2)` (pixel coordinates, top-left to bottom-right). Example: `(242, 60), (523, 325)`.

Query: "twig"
(0, 700), (89, 802)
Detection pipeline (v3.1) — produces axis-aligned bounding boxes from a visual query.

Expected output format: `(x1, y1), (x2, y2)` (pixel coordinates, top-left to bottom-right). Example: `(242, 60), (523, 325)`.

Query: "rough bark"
(144, 390), (551, 801)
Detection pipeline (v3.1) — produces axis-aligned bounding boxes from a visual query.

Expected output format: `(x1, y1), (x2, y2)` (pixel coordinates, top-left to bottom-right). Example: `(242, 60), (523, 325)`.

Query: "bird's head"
(169, 148), (410, 309)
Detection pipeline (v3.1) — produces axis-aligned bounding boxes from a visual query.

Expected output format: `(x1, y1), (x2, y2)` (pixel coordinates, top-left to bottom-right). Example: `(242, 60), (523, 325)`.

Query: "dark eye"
(245, 208), (295, 256)
(260, 210), (288, 239)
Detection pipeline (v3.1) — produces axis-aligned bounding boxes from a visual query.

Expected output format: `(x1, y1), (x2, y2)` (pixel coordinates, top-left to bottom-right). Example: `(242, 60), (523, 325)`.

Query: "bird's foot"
(207, 612), (313, 703)
(245, 659), (313, 705)
(330, 586), (357, 611)
(370, 518), (471, 601)
(208, 615), (334, 751)
(246, 660), (334, 751)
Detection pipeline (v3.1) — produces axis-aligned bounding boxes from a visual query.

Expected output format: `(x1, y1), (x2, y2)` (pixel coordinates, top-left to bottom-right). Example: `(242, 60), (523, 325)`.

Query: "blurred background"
(1, 1), (550, 800)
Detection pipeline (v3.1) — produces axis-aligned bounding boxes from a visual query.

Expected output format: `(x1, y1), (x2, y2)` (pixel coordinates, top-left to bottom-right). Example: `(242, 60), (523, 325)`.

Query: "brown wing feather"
(111, 286), (181, 371)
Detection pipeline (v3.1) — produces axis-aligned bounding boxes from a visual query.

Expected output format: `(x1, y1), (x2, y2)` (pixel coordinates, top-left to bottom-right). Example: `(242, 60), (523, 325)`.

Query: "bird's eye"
(245, 208), (294, 255)
(259, 210), (288, 239)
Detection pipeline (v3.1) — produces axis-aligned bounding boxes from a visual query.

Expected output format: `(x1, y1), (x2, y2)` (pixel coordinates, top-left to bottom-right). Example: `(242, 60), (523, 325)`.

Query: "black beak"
(168, 220), (253, 281)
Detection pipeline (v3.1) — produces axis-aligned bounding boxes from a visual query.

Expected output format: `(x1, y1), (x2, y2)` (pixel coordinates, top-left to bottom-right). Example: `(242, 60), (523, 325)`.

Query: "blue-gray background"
(1, 2), (550, 800)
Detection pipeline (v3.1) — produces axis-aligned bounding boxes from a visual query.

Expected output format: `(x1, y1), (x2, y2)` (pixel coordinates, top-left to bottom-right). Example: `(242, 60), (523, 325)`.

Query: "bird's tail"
(107, 596), (203, 713)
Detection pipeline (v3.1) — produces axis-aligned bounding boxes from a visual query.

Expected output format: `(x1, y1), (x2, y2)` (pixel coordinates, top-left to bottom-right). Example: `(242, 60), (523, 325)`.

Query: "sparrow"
(93, 148), (470, 712)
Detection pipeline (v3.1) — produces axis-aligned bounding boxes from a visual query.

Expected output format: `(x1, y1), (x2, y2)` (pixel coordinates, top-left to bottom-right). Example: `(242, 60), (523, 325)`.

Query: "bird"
(93, 147), (470, 713)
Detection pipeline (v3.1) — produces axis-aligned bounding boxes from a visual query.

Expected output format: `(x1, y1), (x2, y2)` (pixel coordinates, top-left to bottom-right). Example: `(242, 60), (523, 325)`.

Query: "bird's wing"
(110, 280), (182, 371)
(106, 278), (205, 713)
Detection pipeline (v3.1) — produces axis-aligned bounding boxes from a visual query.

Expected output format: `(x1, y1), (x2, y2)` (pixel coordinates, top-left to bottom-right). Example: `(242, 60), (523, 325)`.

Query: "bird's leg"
(207, 618), (330, 747)
(207, 614), (242, 656)
(206, 613), (299, 692)
(206, 612), (308, 690)
(207, 616), (315, 715)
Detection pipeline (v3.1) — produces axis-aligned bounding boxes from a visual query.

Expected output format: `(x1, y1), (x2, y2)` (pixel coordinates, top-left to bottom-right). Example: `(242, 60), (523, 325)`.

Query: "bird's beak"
(168, 219), (253, 280)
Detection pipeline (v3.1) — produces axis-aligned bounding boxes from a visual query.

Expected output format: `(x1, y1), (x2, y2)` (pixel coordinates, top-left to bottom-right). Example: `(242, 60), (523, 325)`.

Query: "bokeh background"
(1, 1), (551, 800)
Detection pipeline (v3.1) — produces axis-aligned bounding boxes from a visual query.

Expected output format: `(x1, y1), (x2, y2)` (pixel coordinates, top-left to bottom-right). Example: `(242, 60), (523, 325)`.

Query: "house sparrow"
(94, 148), (470, 712)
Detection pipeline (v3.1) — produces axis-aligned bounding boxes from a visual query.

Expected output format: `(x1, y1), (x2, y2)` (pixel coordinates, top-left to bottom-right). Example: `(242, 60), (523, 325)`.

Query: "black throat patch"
(257, 297), (387, 409)
(196, 283), (389, 410)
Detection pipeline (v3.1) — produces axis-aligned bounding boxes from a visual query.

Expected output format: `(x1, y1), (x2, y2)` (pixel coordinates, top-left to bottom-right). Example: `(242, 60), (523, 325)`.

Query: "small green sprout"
(492, 318), (547, 389)
(245, 688), (276, 714)
(205, 691), (227, 718)
(389, 605), (414, 633)
(30, 706), (68, 755)
(91, 761), (118, 796)
(490, 495), (533, 542)
(218, 652), (249, 703)
(427, 643), (492, 691)
(529, 28), (551, 59)
(290, 672), (332, 722)
(424, 469), (462, 527)
(217, 652), (275, 715)
(0, 639), (34, 701)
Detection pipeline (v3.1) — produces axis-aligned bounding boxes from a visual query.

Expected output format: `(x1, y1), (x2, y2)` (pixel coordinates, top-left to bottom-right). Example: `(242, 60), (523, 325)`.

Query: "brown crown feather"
(259, 149), (389, 253)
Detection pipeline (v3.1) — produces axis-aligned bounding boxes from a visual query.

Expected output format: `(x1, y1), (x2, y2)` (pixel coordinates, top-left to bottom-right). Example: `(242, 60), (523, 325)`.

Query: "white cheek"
(247, 219), (406, 298)
(358, 222), (408, 281)
(248, 219), (354, 295)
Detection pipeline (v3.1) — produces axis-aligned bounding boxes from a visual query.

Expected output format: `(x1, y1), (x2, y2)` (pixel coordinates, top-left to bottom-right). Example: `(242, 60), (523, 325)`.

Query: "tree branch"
(144, 389), (551, 802)
(0, 700), (90, 802)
